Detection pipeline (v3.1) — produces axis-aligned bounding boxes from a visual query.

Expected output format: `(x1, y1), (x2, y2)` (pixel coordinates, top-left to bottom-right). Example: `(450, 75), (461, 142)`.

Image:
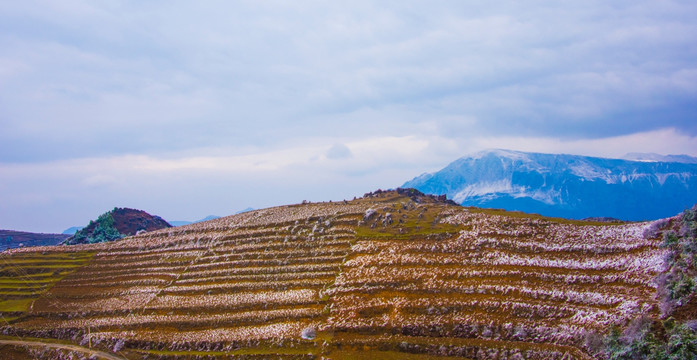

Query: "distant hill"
(0, 230), (69, 251)
(64, 207), (171, 245)
(169, 215), (222, 227)
(170, 210), (254, 227)
(403, 149), (697, 221)
(61, 226), (82, 235)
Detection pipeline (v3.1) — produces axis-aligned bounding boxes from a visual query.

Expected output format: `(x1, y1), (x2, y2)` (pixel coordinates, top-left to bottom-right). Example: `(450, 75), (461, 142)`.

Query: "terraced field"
(0, 251), (95, 323)
(0, 190), (667, 359)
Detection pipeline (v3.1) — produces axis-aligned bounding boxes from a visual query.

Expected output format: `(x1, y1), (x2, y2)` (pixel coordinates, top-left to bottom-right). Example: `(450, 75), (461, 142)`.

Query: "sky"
(1, 1), (696, 233)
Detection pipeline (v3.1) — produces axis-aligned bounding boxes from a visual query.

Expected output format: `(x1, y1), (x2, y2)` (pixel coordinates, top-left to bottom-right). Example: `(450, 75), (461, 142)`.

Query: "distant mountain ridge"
(403, 149), (697, 221)
(0, 230), (69, 251)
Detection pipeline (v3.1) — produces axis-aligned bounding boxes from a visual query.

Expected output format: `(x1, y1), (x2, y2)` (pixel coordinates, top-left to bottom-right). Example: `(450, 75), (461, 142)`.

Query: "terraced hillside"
(0, 189), (669, 359)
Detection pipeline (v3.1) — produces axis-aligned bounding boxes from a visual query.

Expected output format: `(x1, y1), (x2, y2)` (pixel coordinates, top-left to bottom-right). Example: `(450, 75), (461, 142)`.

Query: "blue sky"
(1, 1), (696, 232)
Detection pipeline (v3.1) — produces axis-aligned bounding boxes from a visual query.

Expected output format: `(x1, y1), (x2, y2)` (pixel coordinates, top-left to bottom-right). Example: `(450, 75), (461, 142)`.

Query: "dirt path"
(0, 339), (127, 360)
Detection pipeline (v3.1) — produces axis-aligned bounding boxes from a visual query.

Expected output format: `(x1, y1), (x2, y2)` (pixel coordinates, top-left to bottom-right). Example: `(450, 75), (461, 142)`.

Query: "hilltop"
(64, 207), (171, 245)
(403, 149), (697, 221)
(0, 190), (692, 359)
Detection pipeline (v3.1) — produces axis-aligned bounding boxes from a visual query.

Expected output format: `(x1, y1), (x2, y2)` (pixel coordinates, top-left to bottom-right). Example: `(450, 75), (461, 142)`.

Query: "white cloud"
(326, 144), (352, 159)
(3, 1), (697, 162)
(471, 128), (697, 159)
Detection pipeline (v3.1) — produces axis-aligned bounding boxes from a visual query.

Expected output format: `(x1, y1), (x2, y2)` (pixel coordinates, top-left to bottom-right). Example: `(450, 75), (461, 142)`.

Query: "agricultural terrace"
(0, 190), (666, 359)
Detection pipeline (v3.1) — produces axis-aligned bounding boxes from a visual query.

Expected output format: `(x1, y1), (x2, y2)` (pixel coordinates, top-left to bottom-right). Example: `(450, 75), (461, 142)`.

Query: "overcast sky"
(1, 1), (696, 232)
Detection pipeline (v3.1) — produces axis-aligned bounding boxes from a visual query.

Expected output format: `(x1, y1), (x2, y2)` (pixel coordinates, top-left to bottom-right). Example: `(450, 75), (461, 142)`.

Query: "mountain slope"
(403, 149), (697, 221)
(65, 207), (171, 245)
(0, 189), (676, 359)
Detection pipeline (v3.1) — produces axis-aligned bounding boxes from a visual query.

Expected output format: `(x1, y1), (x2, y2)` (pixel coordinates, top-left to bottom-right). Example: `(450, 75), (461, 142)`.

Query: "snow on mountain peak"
(468, 149), (530, 161)
(623, 152), (697, 164)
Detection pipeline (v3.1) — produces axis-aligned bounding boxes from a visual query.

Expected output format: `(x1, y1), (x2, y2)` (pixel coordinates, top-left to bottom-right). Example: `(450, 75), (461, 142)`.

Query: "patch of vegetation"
(66, 211), (124, 245)
(467, 207), (628, 226)
(355, 201), (459, 240)
(658, 205), (697, 316)
(0, 251), (94, 316)
(605, 317), (697, 359)
(604, 205), (697, 359)
(0, 299), (34, 313)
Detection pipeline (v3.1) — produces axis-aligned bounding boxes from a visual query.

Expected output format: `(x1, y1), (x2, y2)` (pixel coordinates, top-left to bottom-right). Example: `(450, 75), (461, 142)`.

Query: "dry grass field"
(0, 189), (669, 359)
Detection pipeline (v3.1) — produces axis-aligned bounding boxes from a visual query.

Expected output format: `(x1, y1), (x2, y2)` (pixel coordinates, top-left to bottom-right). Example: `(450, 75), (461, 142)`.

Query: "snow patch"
(465, 149), (530, 162)
(569, 163), (613, 183)
(655, 172), (694, 186)
(526, 188), (562, 205)
(453, 179), (514, 203)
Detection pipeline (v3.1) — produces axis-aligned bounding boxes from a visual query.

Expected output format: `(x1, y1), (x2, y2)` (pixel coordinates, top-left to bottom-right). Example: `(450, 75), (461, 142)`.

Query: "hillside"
(64, 207), (171, 245)
(403, 149), (697, 221)
(0, 230), (69, 252)
(0, 189), (689, 359)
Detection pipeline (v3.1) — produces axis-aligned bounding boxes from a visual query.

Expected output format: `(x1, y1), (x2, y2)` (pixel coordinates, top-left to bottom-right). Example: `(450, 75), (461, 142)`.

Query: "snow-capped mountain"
(622, 152), (697, 164)
(403, 149), (697, 221)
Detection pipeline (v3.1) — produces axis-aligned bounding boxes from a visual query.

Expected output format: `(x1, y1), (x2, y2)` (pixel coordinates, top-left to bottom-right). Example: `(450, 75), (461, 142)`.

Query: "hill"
(403, 149), (697, 221)
(61, 227), (82, 235)
(64, 207), (171, 245)
(0, 189), (690, 359)
(0, 230), (69, 252)
(169, 215), (222, 227)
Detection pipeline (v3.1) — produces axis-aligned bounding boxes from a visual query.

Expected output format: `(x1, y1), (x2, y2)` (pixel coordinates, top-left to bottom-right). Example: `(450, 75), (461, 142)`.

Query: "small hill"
(403, 149), (697, 221)
(61, 226), (82, 235)
(0, 230), (69, 251)
(1, 190), (692, 359)
(169, 215), (222, 227)
(64, 207), (171, 245)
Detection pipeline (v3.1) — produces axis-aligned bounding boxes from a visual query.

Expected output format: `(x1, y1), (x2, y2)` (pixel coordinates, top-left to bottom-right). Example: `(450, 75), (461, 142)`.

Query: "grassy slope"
(0, 191), (665, 359)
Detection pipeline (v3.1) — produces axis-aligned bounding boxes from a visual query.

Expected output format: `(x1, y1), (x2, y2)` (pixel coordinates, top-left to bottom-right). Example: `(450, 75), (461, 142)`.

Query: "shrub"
(605, 319), (697, 359)
(606, 205), (697, 359)
(605, 317), (663, 359)
(65, 211), (124, 245)
(658, 206), (697, 317)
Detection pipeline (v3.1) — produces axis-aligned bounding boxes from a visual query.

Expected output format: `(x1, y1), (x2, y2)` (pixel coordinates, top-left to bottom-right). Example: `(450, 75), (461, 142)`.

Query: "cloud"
(469, 127), (697, 159)
(326, 144), (352, 159)
(2, 1), (697, 162)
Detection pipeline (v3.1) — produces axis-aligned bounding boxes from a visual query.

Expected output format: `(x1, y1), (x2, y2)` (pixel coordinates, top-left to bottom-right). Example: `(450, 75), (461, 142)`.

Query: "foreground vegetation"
(604, 206), (697, 359)
(0, 189), (693, 359)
